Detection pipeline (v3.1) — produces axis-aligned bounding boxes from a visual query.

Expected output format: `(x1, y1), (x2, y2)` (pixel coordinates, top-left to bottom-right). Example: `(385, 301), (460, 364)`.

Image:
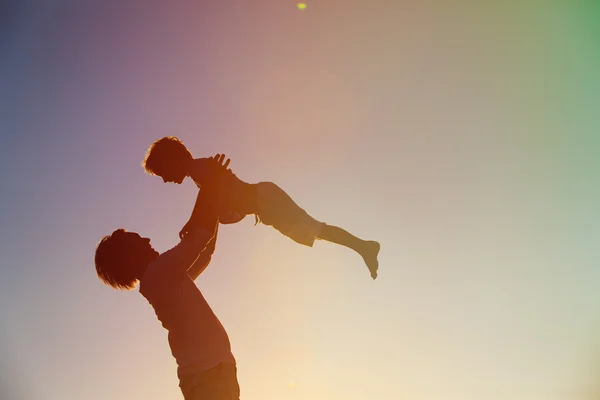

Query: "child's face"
(158, 162), (186, 184)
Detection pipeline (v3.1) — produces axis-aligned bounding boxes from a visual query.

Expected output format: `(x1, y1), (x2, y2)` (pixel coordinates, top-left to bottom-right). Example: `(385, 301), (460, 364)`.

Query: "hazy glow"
(1, 2), (599, 400)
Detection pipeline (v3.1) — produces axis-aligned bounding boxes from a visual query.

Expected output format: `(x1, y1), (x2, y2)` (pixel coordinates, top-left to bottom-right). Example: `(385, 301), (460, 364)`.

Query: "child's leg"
(255, 182), (381, 279)
(317, 224), (364, 253)
(317, 224), (380, 279)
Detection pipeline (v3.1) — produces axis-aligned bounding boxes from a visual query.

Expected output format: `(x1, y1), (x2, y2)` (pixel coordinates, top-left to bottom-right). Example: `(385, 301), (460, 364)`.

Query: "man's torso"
(139, 256), (236, 378)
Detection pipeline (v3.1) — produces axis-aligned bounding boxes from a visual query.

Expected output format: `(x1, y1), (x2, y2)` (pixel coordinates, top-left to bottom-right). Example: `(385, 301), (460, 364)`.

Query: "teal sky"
(1, 2), (599, 400)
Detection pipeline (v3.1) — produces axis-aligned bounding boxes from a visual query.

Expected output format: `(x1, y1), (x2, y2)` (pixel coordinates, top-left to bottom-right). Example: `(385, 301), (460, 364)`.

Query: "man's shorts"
(255, 181), (325, 247)
(179, 362), (240, 400)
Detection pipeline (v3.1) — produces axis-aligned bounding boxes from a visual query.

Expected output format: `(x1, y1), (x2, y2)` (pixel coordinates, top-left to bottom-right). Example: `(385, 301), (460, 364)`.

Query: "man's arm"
(180, 189), (206, 239)
(180, 154), (231, 239)
(187, 225), (219, 281)
(181, 169), (226, 279)
(151, 178), (222, 282)
(149, 225), (216, 283)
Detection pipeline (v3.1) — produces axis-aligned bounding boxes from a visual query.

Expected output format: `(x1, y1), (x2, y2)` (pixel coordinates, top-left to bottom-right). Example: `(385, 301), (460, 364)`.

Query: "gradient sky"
(1, 2), (600, 400)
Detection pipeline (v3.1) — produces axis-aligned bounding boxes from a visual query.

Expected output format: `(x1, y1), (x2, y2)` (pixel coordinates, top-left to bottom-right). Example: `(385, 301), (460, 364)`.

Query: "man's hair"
(95, 229), (139, 290)
(142, 136), (193, 176)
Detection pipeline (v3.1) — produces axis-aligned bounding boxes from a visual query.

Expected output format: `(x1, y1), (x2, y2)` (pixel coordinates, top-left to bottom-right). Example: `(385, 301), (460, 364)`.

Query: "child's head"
(142, 136), (193, 184)
(94, 229), (159, 290)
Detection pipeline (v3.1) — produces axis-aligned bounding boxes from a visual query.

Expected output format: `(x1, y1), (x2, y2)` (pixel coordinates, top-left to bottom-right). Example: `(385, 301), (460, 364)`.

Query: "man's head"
(95, 229), (160, 290)
(142, 136), (193, 184)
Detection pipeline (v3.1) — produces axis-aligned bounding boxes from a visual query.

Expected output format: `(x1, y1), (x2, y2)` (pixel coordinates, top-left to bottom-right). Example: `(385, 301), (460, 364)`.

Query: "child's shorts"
(255, 181), (325, 247)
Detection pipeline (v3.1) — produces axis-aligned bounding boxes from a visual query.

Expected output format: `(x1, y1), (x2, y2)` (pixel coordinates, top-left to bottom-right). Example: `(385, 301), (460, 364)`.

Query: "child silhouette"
(142, 136), (380, 279)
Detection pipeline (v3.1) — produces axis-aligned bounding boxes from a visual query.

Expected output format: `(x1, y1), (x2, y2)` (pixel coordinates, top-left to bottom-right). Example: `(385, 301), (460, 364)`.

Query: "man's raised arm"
(151, 178), (223, 281)
(178, 169), (227, 280)
(153, 209), (218, 281)
(180, 154), (231, 239)
(187, 225), (219, 281)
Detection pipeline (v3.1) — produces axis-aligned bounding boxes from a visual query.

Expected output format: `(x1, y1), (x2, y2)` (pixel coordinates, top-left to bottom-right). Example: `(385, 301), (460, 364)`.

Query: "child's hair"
(95, 229), (139, 290)
(142, 136), (193, 176)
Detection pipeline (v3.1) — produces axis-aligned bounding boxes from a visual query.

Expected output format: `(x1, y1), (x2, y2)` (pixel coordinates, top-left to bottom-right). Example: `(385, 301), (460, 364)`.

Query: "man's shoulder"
(139, 257), (165, 287)
(139, 253), (180, 297)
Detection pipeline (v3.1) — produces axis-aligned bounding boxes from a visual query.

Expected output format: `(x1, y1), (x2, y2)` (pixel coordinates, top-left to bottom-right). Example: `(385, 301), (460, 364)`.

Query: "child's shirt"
(189, 158), (255, 217)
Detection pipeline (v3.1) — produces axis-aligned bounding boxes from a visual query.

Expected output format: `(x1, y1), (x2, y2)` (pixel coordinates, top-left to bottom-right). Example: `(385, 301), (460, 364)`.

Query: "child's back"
(189, 158), (259, 216)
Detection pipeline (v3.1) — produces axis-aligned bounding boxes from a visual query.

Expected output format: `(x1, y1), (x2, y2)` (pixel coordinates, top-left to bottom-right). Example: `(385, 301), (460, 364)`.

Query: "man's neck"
(135, 257), (158, 280)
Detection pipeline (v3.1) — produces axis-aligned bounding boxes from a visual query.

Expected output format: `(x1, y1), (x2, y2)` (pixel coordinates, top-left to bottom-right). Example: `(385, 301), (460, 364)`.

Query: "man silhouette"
(94, 158), (240, 399)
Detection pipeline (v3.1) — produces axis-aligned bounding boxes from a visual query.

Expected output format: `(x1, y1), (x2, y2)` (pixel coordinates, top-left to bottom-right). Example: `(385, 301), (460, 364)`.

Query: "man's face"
(122, 232), (159, 259)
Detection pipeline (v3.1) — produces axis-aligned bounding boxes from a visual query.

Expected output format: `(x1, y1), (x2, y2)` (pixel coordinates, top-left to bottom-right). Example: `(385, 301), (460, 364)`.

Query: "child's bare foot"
(361, 241), (380, 279)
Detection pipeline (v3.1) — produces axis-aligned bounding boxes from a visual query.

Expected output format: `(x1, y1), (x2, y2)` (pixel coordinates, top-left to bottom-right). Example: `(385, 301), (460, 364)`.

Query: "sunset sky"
(1, 2), (600, 400)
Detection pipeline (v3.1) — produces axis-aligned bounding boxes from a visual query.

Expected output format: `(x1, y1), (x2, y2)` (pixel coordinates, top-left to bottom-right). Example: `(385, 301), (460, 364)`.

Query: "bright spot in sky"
(297, 3), (307, 10)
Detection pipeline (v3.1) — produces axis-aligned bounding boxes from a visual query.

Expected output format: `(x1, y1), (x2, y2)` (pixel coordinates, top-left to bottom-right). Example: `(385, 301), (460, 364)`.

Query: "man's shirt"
(139, 229), (236, 378)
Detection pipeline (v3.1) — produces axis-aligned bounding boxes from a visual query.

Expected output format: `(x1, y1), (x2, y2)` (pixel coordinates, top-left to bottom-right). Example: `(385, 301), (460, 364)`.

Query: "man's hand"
(180, 153), (231, 240)
(202, 153), (232, 188)
(209, 153), (231, 170)
(179, 219), (194, 240)
(202, 153), (232, 211)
